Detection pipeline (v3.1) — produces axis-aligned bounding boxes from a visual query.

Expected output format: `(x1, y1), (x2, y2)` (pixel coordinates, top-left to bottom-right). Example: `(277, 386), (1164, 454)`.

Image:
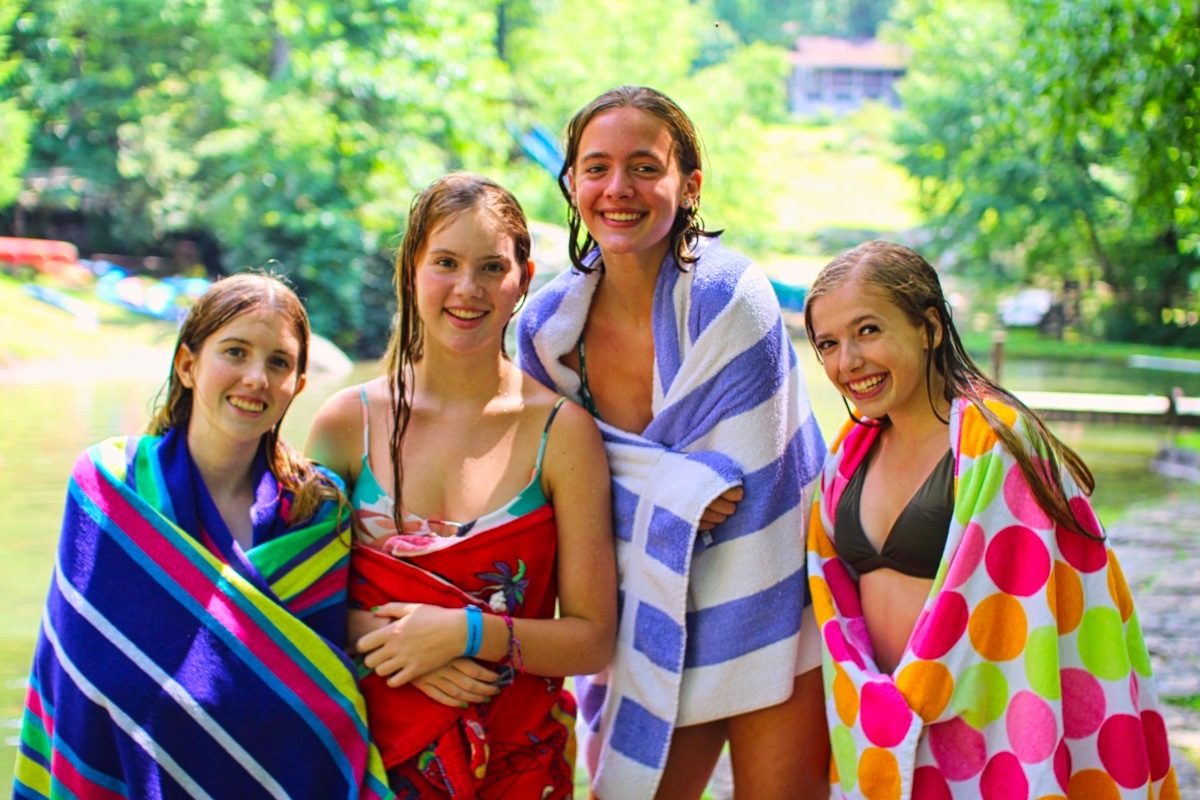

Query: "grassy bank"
(0, 271), (176, 370)
(960, 327), (1200, 365)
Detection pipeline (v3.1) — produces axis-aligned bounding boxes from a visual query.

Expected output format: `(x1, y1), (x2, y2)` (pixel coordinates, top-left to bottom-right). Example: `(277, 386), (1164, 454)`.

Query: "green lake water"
(2, 350), (1198, 781)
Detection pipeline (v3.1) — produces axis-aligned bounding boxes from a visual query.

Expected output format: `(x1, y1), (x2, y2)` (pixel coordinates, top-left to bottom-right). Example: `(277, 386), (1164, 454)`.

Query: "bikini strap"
(533, 397), (568, 475)
(577, 334), (601, 419)
(358, 385), (371, 459)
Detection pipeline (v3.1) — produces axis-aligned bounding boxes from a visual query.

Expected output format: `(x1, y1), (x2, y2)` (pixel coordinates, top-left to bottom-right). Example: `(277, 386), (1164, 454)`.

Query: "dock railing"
(1016, 389), (1200, 428)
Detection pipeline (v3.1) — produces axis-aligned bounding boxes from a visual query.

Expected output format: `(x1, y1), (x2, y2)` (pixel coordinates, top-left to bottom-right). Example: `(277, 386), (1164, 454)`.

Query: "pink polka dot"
(1130, 672), (1139, 708)
(824, 623), (851, 663)
(945, 523), (985, 590)
(1062, 668), (1106, 738)
(824, 623), (867, 670)
(985, 526), (1051, 596)
(912, 591), (969, 660)
(1142, 710), (1172, 781)
(824, 557), (864, 618)
(912, 766), (952, 800)
(1054, 738), (1071, 791)
(860, 681), (913, 748)
(1099, 714), (1151, 788)
(980, 751), (1028, 800)
(929, 716), (987, 781)
(1006, 691), (1057, 763)
(1005, 465), (1052, 528)
(1068, 496), (1103, 537)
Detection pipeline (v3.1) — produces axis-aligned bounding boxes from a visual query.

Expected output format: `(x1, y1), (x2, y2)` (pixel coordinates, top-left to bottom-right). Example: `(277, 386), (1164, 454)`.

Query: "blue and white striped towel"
(517, 237), (826, 798)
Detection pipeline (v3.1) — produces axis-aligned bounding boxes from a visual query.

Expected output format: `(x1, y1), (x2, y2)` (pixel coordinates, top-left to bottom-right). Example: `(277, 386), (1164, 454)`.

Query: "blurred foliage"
(0, 0), (30, 207)
(711, 0), (896, 43)
(894, 0), (1200, 345)
(4, 0), (798, 355)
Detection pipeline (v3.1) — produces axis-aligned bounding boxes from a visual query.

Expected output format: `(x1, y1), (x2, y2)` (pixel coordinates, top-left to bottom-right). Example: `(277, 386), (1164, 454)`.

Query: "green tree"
(0, 0), (30, 209)
(712, 0), (896, 43)
(895, 0), (1200, 341)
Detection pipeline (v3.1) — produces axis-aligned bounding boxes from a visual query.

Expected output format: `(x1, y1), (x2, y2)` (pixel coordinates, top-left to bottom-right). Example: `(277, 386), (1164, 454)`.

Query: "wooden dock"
(1015, 390), (1200, 427)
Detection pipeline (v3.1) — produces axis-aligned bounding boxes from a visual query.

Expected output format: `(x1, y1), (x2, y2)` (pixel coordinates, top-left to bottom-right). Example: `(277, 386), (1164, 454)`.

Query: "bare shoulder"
(306, 381), (375, 480)
(541, 398), (607, 485)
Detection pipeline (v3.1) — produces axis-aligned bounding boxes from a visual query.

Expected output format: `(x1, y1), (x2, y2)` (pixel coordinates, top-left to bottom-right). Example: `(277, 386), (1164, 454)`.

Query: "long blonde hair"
(149, 273), (341, 523)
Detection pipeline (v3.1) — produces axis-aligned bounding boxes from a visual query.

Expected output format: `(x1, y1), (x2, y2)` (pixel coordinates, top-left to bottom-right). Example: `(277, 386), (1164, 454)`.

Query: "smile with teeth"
(229, 397), (266, 412)
(848, 374), (886, 393)
(447, 308), (487, 320)
(602, 211), (644, 222)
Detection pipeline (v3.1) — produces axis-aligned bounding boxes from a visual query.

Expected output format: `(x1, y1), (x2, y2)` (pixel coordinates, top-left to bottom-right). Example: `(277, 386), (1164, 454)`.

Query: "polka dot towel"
(808, 398), (1180, 799)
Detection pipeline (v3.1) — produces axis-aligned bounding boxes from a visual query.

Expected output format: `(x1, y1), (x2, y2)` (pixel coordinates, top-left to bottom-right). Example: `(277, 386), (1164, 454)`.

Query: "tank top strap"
(358, 385), (370, 459)
(533, 397), (568, 476)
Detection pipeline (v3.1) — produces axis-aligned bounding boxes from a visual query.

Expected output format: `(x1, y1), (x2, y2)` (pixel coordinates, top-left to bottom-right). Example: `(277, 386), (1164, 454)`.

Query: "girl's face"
(569, 106), (700, 269)
(415, 206), (531, 357)
(808, 279), (941, 424)
(175, 307), (306, 453)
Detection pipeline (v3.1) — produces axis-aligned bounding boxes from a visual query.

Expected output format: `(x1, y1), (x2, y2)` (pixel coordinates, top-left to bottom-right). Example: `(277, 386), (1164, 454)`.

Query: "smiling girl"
(518, 86), (829, 800)
(14, 274), (392, 799)
(804, 241), (1178, 798)
(307, 172), (616, 799)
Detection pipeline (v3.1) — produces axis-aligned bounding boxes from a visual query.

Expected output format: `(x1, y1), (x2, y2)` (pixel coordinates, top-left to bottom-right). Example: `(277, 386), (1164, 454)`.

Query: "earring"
(682, 198), (692, 209)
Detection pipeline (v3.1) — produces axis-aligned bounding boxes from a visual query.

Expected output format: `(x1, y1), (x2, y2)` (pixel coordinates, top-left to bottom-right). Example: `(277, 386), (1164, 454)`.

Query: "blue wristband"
(463, 605), (484, 658)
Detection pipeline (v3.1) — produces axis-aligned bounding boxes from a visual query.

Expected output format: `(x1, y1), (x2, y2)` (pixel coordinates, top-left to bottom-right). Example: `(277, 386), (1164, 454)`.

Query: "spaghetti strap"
(533, 397), (568, 474)
(358, 385), (370, 459)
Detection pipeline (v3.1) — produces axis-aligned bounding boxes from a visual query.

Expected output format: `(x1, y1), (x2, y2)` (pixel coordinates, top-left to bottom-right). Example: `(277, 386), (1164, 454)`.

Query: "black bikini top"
(834, 439), (955, 580)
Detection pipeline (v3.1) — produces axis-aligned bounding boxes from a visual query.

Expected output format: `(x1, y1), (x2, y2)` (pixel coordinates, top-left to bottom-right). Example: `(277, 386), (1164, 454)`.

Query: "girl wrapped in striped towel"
(13, 274), (393, 800)
(518, 85), (830, 800)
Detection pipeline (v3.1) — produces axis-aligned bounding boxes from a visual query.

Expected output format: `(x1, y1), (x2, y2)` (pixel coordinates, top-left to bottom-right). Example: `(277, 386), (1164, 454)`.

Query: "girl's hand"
(413, 659), (503, 707)
(347, 608), (391, 654)
(357, 603), (467, 687)
(698, 485), (744, 531)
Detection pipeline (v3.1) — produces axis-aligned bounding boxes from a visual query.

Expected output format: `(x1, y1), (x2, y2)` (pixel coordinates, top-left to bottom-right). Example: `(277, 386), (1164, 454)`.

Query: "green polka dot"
(1078, 606), (1130, 681)
(954, 453), (1004, 527)
(1025, 625), (1061, 700)
(1125, 610), (1152, 678)
(831, 724), (858, 792)
(951, 661), (1009, 729)
(822, 649), (835, 695)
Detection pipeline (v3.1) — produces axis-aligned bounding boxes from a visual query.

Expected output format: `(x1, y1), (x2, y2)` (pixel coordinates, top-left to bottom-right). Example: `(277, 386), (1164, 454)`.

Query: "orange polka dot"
(1068, 769), (1121, 800)
(895, 660), (954, 722)
(829, 754), (839, 783)
(1036, 796), (1067, 800)
(833, 662), (859, 727)
(1046, 564), (1058, 615)
(858, 747), (901, 800)
(1159, 768), (1181, 800)
(810, 577), (836, 626)
(968, 593), (1027, 661)
(959, 405), (998, 458)
(1107, 552), (1134, 622)
(1054, 560), (1084, 635)
(810, 514), (838, 559)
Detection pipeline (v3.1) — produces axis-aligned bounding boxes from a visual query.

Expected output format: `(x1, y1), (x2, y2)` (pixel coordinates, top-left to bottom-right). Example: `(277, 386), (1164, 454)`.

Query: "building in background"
(787, 36), (908, 116)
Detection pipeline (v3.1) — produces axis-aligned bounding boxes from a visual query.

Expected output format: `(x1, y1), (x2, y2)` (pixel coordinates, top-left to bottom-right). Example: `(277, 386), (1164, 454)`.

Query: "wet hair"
(803, 240), (1099, 539)
(382, 172), (532, 528)
(558, 85), (717, 273)
(148, 272), (341, 524)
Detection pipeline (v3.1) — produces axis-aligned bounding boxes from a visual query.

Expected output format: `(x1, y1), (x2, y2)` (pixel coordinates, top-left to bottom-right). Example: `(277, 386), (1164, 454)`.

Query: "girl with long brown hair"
(308, 172), (616, 798)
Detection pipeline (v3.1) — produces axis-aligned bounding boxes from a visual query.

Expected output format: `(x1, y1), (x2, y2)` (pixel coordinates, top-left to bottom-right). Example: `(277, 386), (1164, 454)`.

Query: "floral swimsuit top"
(349, 386), (565, 553)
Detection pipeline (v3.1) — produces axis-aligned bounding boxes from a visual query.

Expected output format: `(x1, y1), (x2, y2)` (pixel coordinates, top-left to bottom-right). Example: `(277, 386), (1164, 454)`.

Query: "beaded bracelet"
(463, 605), (484, 658)
(500, 613), (525, 674)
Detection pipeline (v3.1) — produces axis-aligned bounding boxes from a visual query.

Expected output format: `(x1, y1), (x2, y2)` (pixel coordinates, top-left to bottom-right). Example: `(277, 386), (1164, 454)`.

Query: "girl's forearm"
(475, 613), (614, 677)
